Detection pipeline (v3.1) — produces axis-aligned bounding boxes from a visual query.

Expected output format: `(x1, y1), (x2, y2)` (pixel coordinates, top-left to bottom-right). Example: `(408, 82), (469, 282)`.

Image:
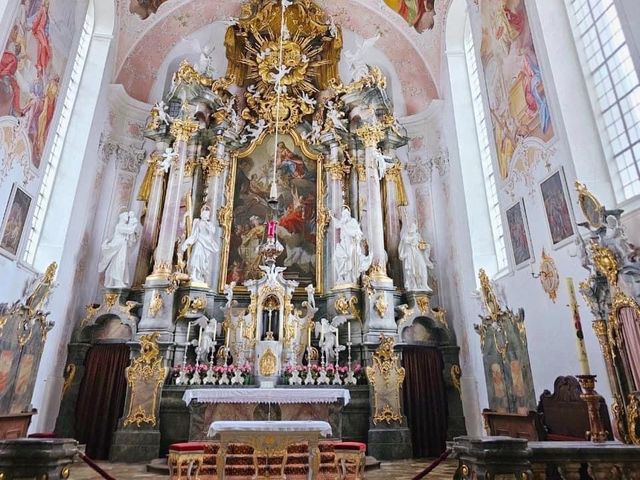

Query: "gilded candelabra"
(577, 375), (609, 443)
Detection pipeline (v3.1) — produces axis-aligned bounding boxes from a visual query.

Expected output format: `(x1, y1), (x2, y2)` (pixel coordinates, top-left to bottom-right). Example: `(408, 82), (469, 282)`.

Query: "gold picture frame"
(575, 181), (605, 230)
(217, 130), (326, 293)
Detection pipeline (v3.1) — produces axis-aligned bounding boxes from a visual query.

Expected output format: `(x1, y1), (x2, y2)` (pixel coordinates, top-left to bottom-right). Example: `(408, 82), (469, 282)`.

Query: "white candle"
(213, 320), (217, 343)
(566, 277), (591, 375)
(307, 325), (311, 345)
(186, 321), (191, 344)
(348, 321), (351, 342)
(198, 326), (203, 348)
(226, 327), (230, 348)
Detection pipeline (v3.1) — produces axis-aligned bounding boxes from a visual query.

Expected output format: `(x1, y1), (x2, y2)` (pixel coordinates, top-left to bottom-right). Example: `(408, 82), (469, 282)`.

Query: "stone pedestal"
(362, 280), (397, 344)
(110, 429), (162, 463)
(0, 438), (77, 480)
(452, 436), (532, 480)
(54, 343), (91, 439)
(367, 426), (412, 461)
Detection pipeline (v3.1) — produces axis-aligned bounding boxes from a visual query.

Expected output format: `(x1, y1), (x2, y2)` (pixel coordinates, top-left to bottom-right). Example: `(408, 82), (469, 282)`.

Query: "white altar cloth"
(208, 420), (332, 438)
(182, 388), (350, 406)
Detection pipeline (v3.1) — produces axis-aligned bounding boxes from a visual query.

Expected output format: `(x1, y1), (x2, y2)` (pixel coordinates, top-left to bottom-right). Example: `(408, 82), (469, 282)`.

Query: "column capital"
(200, 146), (229, 178)
(170, 118), (200, 142)
(325, 161), (350, 181)
(355, 123), (386, 147)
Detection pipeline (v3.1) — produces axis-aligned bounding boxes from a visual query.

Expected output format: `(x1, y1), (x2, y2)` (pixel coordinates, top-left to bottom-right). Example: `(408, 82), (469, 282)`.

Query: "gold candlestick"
(576, 374), (609, 443)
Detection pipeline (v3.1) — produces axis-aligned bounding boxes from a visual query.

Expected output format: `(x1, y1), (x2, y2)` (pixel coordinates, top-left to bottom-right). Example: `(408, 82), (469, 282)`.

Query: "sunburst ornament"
(539, 249), (560, 302)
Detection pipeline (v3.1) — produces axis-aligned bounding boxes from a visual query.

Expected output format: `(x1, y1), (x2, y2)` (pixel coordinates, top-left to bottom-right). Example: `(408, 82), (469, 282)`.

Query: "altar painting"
(0, 184), (32, 257)
(479, 0), (554, 179)
(223, 134), (319, 288)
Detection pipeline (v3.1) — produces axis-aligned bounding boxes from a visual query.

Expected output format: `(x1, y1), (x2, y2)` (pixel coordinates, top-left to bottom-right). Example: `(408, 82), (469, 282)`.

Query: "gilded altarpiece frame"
(219, 131), (324, 292)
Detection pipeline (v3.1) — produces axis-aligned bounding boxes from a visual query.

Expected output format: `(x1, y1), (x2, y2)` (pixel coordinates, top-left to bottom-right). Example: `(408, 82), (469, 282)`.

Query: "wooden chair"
(537, 375), (613, 441)
(482, 409), (546, 440)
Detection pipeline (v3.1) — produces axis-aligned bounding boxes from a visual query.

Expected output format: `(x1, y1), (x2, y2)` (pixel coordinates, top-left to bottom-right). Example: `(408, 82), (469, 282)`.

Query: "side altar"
(55, 0), (465, 463)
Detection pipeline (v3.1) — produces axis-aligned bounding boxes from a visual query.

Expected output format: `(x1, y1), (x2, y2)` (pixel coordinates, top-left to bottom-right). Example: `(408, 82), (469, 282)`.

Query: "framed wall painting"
(0, 184), (33, 259)
(540, 168), (575, 248)
(505, 199), (533, 268)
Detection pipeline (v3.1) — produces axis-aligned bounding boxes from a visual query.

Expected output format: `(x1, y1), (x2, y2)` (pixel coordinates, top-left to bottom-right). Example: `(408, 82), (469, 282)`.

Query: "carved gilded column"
(356, 123), (397, 341)
(325, 141), (350, 290)
(383, 159), (407, 285)
(133, 142), (168, 287)
(202, 137), (229, 289)
(356, 123), (391, 282)
(147, 119), (200, 284)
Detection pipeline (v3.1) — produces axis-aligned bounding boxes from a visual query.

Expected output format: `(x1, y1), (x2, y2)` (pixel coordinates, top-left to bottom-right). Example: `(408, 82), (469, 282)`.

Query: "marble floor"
(69, 458), (459, 479)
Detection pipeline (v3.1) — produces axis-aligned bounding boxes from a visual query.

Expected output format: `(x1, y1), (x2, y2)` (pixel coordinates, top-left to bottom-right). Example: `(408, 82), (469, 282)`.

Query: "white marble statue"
(372, 148), (392, 180)
(223, 281), (237, 309)
(300, 92), (317, 107)
(604, 215), (634, 260)
(344, 34), (380, 81)
(305, 283), (316, 310)
(326, 100), (348, 132)
(180, 206), (219, 284)
(240, 119), (267, 143)
(302, 119), (322, 143)
(159, 147), (178, 173)
(154, 101), (173, 125)
(316, 317), (347, 362)
(398, 222), (433, 292)
(195, 43), (217, 78)
(99, 211), (139, 289)
(199, 316), (218, 355)
(332, 207), (372, 285)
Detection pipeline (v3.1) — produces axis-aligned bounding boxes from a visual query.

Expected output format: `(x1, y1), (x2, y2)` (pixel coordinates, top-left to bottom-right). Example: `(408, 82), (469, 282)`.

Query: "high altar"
(55, 0), (466, 463)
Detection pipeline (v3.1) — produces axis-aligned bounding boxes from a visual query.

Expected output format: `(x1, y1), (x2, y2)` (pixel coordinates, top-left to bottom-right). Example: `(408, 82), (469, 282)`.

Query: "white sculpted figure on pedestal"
(604, 215), (635, 260)
(180, 206), (219, 284)
(305, 283), (316, 310)
(344, 34), (380, 81)
(99, 211), (139, 289)
(316, 317), (346, 362)
(332, 207), (372, 285)
(398, 222), (433, 292)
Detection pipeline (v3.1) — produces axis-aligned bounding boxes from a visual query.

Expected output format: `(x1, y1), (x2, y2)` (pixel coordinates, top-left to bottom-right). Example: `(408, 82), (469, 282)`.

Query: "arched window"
(463, 22), (508, 273)
(23, 3), (95, 265)
(567, 0), (640, 201)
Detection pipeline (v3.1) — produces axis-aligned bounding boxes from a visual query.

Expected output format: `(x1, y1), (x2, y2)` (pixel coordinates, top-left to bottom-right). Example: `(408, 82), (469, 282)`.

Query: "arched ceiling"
(113, 0), (450, 115)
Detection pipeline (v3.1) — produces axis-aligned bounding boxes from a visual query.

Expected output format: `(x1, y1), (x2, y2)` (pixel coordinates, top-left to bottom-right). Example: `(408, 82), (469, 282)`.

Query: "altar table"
(208, 420), (332, 480)
(182, 388), (351, 406)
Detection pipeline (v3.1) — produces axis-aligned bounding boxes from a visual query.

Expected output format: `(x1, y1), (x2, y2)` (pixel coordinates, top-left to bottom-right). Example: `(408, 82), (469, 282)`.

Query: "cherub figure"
(315, 317), (347, 362)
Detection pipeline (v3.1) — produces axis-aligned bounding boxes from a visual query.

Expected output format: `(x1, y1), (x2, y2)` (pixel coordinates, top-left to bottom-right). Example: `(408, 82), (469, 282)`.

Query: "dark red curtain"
(402, 346), (448, 458)
(75, 344), (130, 460)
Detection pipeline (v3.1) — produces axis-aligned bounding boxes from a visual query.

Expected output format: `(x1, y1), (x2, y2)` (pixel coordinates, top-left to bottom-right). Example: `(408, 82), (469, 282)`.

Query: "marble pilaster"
(383, 160), (405, 286)
(133, 142), (168, 287)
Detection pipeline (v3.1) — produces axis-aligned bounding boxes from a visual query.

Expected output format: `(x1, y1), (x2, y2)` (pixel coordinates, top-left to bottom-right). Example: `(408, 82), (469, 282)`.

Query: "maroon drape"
(402, 346), (448, 458)
(75, 344), (130, 460)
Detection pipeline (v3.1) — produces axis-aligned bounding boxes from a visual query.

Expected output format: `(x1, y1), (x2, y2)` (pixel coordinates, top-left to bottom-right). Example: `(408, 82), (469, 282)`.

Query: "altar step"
(167, 441), (363, 479)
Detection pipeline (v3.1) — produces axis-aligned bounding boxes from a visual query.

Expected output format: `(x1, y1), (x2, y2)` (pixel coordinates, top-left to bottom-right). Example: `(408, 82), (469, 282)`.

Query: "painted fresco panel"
(384, 0), (436, 32)
(224, 134), (318, 287)
(0, 0), (80, 178)
(0, 184), (32, 257)
(479, 0), (554, 179)
(505, 199), (532, 267)
(540, 169), (574, 246)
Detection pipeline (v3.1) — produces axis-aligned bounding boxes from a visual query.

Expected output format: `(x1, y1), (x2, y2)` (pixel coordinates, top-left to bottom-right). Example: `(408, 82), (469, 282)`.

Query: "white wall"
(441, 0), (636, 425)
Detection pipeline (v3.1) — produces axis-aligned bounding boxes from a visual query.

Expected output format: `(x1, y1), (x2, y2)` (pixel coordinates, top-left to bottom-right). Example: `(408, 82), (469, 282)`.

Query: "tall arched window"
(567, 0), (640, 201)
(23, 3), (95, 265)
(464, 21), (509, 273)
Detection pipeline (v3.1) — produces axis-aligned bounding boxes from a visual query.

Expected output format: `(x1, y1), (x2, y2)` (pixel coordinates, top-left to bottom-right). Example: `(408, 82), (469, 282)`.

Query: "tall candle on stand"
(307, 324), (311, 345)
(186, 321), (192, 344)
(347, 321), (351, 342)
(566, 277), (591, 375)
(213, 319), (217, 343)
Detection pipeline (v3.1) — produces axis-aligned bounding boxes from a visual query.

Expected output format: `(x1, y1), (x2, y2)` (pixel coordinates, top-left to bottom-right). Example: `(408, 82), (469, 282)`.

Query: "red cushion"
(28, 433), (56, 438)
(333, 441), (366, 452)
(170, 442), (207, 452)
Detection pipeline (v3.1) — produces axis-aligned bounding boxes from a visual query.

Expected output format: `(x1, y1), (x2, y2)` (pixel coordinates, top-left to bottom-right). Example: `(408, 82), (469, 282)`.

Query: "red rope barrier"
(77, 451), (117, 480)
(411, 448), (452, 480)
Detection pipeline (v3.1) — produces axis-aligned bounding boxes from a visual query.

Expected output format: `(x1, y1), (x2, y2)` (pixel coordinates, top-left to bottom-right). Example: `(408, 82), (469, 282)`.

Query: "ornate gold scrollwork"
(123, 332), (167, 428)
(366, 335), (406, 425)
(259, 348), (277, 377)
(374, 293), (388, 318)
(416, 296), (430, 315)
(612, 394), (630, 443)
(627, 394), (640, 445)
(478, 269), (502, 320)
(592, 319), (612, 361)
(170, 118), (200, 143)
(451, 365), (462, 394)
(355, 123), (386, 148)
(104, 293), (119, 309)
(591, 243), (619, 287)
(201, 145), (228, 178)
(61, 364), (76, 397)
(539, 249), (560, 302)
(148, 291), (164, 318)
(178, 295), (207, 319)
